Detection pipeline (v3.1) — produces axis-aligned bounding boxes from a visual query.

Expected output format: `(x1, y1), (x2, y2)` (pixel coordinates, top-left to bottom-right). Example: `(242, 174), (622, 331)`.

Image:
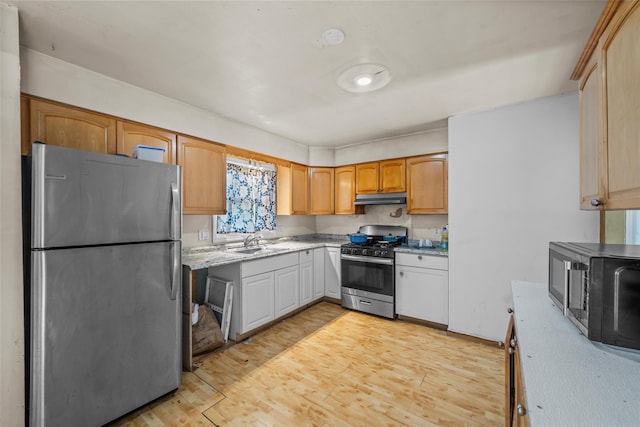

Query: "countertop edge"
(182, 240), (345, 270)
(511, 280), (640, 426)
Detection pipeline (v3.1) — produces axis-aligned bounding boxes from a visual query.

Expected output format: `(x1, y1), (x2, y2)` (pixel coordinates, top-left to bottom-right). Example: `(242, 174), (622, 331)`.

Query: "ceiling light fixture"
(337, 63), (391, 93)
(355, 74), (373, 86)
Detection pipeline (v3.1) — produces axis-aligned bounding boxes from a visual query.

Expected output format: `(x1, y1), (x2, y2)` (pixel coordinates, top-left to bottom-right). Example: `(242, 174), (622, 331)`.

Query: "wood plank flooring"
(113, 302), (504, 426)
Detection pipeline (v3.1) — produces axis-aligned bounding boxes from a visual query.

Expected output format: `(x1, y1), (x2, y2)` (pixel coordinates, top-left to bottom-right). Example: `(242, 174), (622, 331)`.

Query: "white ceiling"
(9, 0), (605, 148)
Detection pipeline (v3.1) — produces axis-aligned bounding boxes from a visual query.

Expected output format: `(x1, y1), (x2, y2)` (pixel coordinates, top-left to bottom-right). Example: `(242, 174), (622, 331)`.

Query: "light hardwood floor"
(113, 302), (504, 426)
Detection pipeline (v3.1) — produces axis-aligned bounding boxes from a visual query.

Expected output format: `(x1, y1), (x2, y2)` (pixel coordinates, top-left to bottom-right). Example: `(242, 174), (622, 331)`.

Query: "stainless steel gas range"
(340, 225), (408, 319)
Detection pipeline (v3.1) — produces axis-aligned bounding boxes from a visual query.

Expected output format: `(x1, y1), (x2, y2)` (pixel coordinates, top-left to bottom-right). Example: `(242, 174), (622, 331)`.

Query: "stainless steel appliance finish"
(340, 225), (407, 319)
(25, 144), (182, 427)
(549, 242), (640, 351)
(353, 192), (407, 205)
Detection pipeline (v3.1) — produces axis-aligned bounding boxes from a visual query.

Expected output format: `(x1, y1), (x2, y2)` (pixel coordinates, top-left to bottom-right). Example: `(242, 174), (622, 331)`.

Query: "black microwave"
(549, 242), (640, 351)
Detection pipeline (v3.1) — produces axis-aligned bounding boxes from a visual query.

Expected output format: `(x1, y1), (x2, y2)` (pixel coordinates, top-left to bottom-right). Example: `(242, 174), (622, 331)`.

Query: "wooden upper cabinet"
(309, 167), (334, 215)
(117, 121), (176, 164)
(406, 153), (448, 214)
(601, 0), (640, 209)
(355, 162), (379, 194)
(291, 163), (309, 214)
(27, 98), (116, 155)
(573, 0), (640, 211)
(276, 163), (292, 215)
(579, 53), (601, 210)
(335, 165), (364, 215)
(177, 135), (226, 215)
(356, 159), (405, 194)
(379, 159), (406, 192)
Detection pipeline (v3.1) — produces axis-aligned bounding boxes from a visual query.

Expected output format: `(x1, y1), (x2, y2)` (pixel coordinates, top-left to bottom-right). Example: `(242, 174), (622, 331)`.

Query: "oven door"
(340, 254), (394, 296)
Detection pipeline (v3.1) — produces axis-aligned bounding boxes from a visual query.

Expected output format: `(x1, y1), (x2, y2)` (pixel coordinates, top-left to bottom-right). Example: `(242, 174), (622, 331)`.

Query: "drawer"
(395, 252), (448, 270)
(299, 248), (313, 263)
(242, 252), (298, 277)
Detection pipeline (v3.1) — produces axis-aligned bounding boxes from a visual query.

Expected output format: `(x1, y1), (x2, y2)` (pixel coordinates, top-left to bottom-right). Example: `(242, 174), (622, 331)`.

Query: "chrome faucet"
(243, 234), (263, 248)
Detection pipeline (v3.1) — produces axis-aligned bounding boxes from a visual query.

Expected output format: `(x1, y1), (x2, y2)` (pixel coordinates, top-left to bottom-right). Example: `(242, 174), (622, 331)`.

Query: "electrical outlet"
(198, 229), (209, 241)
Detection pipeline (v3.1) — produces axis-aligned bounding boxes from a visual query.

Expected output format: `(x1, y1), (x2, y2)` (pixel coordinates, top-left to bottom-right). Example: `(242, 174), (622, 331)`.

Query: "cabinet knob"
(418, 255), (423, 260)
(306, 250), (309, 254)
(399, 271), (404, 277)
(507, 307), (514, 314)
(508, 347), (514, 355)
(590, 199), (603, 207)
(517, 404), (527, 416)
(510, 338), (517, 347)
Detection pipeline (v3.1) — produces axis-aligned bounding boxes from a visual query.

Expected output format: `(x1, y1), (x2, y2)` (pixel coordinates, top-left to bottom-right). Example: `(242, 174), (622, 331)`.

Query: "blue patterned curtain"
(217, 163), (276, 233)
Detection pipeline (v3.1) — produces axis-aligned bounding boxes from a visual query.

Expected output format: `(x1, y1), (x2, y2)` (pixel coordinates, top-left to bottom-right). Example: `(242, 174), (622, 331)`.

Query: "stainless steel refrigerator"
(23, 143), (182, 426)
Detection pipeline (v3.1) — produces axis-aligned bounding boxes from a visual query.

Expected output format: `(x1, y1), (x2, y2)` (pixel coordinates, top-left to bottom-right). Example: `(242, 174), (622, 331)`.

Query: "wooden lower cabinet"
(177, 135), (226, 215)
(243, 272), (276, 331)
(26, 98), (116, 155)
(313, 248), (325, 299)
(117, 121), (176, 164)
(324, 247), (341, 300)
(505, 314), (528, 427)
(274, 265), (300, 318)
(395, 253), (448, 325)
(406, 153), (448, 214)
(300, 250), (314, 305)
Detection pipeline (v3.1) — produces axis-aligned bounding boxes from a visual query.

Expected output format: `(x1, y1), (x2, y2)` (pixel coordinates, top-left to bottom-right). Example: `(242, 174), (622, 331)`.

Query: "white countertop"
(511, 281), (640, 426)
(182, 238), (345, 270)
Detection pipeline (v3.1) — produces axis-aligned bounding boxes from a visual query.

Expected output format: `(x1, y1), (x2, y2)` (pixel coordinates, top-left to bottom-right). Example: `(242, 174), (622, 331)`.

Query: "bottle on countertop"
(440, 226), (448, 252)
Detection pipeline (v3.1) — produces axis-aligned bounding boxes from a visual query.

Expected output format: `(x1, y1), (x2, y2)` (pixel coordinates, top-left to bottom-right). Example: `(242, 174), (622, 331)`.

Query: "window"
(216, 157), (276, 234)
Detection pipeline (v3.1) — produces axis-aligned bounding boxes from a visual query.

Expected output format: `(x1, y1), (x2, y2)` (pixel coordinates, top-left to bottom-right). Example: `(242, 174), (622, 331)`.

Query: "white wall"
(334, 128), (448, 166)
(316, 206), (447, 241)
(448, 92), (599, 341)
(20, 49), (309, 165)
(0, 4), (25, 426)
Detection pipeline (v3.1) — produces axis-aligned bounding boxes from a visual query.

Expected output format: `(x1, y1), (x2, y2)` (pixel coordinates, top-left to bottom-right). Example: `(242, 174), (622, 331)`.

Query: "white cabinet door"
(243, 272), (275, 331)
(396, 264), (448, 325)
(325, 247), (341, 299)
(300, 260), (313, 306)
(275, 265), (299, 318)
(313, 248), (325, 300)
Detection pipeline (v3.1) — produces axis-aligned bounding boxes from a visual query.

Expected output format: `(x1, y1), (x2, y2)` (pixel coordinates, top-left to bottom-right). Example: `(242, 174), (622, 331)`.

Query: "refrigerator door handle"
(170, 242), (180, 300)
(170, 182), (179, 240)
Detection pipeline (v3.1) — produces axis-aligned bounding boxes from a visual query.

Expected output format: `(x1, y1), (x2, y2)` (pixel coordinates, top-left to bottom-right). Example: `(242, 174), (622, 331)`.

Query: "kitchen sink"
(227, 247), (270, 255)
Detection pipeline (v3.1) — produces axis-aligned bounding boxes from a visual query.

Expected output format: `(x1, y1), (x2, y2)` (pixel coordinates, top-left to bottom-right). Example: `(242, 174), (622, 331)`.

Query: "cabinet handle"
(517, 404), (526, 416)
(418, 255), (423, 260)
(507, 307), (513, 314)
(590, 199), (603, 207)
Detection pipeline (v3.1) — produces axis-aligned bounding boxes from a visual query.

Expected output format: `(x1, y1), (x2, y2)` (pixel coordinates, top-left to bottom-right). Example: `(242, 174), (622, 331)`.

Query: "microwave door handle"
(563, 261), (572, 316)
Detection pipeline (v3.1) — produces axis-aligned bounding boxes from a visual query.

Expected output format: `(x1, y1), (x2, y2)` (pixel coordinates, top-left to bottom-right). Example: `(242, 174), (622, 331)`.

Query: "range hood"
(353, 192), (407, 205)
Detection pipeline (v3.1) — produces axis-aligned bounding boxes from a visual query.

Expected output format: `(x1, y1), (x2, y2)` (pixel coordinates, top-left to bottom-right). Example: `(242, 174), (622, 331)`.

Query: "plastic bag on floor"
(192, 305), (224, 356)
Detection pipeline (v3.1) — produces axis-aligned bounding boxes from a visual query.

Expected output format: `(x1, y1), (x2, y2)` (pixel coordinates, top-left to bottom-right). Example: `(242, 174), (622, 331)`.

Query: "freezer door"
(31, 143), (181, 248)
(30, 242), (181, 427)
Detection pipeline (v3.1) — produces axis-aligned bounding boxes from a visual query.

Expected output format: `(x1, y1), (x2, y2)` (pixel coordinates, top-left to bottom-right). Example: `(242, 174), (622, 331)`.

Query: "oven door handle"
(340, 254), (394, 265)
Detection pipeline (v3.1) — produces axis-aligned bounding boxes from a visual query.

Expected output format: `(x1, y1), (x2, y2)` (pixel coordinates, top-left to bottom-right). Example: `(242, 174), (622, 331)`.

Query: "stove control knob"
(362, 249), (369, 256)
(380, 250), (388, 257)
(374, 250), (381, 256)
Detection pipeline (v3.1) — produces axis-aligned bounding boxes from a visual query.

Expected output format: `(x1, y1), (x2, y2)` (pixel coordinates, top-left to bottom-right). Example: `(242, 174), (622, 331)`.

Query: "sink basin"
(228, 247), (269, 255)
